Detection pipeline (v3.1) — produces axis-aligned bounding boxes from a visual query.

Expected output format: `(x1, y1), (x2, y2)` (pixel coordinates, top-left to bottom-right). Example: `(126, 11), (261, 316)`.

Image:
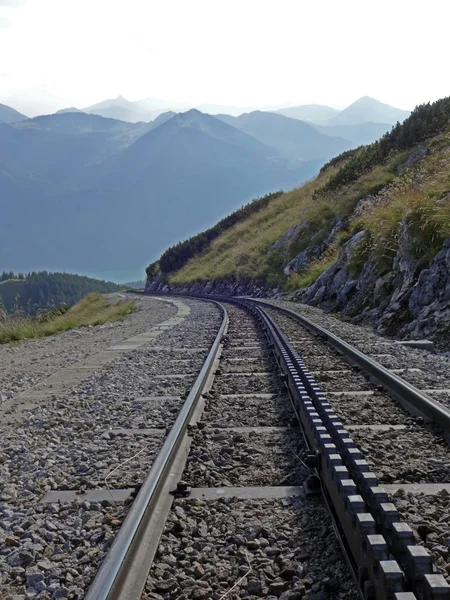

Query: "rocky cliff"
(298, 230), (450, 345)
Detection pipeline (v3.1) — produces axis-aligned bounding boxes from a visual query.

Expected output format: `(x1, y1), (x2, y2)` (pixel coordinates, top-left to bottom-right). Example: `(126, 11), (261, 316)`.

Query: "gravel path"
(0, 295), (177, 405)
(0, 297), (222, 600)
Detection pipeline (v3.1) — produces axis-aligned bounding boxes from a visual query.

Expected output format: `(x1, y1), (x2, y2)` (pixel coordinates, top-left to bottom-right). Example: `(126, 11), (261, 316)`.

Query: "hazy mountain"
(83, 96), (263, 121)
(315, 121), (393, 146)
(216, 111), (352, 160)
(56, 107), (83, 114)
(0, 113), (154, 186)
(274, 104), (339, 124)
(91, 109), (317, 188)
(326, 96), (410, 126)
(0, 103), (28, 124)
(0, 109), (320, 277)
(83, 95), (148, 123)
(83, 96), (182, 123)
(195, 103), (260, 116)
(150, 111), (176, 127)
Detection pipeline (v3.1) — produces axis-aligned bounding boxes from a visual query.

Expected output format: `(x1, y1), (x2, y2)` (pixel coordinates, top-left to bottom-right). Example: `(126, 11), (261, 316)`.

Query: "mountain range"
(0, 109), (323, 280)
(0, 96), (410, 280)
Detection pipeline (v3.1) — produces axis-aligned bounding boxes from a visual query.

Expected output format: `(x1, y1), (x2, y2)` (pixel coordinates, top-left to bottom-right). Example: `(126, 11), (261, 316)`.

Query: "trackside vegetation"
(319, 97), (450, 191)
(0, 293), (135, 344)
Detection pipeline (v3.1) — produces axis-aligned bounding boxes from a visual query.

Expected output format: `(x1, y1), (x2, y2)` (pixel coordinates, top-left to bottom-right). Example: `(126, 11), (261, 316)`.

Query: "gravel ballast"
(144, 496), (358, 600)
(143, 302), (358, 599)
(0, 297), (222, 600)
(271, 300), (450, 393)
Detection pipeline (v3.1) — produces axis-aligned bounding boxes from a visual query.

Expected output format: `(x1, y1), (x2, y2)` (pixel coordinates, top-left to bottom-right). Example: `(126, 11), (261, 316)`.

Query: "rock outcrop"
(299, 228), (450, 343)
(146, 277), (275, 298)
(404, 238), (450, 342)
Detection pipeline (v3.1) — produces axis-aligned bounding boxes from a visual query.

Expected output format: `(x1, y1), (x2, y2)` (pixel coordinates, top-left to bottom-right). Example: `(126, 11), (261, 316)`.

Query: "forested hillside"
(0, 271), (122, 313)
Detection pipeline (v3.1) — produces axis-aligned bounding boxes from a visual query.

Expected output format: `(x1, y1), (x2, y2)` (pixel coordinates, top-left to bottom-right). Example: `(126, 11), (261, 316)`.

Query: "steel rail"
(85, 299), (228, 600)
(133, 292), (450, 598)
(250, 298), (450, 435)
(237, 298), (449, 600)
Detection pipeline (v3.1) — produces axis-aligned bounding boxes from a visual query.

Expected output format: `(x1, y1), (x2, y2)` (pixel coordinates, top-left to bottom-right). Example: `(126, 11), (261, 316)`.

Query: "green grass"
(286, 249), (339, 290)
(0, 293), (135, 344)
(355, 148), (450, 273)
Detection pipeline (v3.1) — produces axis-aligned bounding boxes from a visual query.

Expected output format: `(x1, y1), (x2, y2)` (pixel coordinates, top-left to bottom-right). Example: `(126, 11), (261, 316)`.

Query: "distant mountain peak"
(0, 103), (29, 124)
(326, 96), (410, 126)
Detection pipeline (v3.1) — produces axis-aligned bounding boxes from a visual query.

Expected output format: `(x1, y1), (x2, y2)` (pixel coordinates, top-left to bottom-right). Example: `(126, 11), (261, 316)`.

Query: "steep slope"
(216, 111), (351, 160)
(152, 97), (450, 343)
(275, 104), (339, 124)
(0, 103), (28, 124)
(327, 96), (410, 126)
(315, 122), (392, 147)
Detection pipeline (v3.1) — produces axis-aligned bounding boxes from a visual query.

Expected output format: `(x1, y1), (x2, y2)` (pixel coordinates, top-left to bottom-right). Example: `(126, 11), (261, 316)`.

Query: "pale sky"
(1, 0), (449, 116)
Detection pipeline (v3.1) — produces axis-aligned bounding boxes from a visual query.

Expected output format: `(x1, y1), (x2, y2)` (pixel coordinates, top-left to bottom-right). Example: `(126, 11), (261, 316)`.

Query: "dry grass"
(169, 162), (397, 285)
(0, 293), (135, 344)
(169, 135), (450, 288)
(170, 173), (333, 284)
(355, 148), (450, 271)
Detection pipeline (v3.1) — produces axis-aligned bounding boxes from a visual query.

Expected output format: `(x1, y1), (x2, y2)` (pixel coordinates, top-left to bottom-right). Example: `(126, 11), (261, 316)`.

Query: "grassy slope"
(169, 131), (450, 288)
(170, 175), (333, 285)
(0, 293), (135, 344)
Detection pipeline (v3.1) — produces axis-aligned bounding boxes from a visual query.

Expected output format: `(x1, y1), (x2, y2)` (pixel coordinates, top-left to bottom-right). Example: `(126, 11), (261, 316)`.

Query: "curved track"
(85, 293), (450, 600)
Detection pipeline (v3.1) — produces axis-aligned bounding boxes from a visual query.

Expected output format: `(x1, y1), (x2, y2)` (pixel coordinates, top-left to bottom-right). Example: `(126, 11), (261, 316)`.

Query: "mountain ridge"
(0, 109), (319, 278)
(216, 111), (352, 160)
(0, 103), (28, 124)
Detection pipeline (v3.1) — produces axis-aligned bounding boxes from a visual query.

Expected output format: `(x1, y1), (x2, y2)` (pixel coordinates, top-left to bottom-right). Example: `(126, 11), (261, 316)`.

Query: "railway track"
(82, 294), (450, 600)
(3, 294), (450, 599)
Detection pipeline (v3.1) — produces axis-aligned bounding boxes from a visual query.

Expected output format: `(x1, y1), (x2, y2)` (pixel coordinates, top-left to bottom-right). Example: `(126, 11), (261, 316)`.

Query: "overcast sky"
(1, 0), (448, 116)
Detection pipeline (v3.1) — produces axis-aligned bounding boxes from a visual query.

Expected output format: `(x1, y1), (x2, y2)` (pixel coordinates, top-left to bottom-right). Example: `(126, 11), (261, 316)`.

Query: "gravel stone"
(144, 497), (358, 600)
(0, 297), (222, 599)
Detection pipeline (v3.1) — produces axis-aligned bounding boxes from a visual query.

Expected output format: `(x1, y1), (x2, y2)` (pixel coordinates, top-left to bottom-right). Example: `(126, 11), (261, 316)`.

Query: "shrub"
(320, 97), (450, 193)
